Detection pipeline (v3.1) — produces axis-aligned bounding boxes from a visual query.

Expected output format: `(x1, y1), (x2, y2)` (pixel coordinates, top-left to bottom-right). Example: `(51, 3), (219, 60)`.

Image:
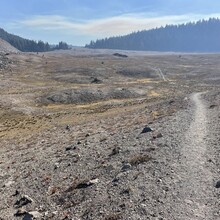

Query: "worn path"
(170, 93), (215, 220)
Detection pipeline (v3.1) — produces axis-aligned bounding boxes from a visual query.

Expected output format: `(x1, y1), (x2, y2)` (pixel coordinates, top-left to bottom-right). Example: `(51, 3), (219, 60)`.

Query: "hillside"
(0, 28), (51, 52)
(0, 38), (19, 53)
(0, 28), (69, 52)
(86, 18), (220, 52)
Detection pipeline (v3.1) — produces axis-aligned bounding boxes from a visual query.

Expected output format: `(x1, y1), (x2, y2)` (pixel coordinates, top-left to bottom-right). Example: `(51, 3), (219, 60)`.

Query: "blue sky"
(1, 0), (220, 46)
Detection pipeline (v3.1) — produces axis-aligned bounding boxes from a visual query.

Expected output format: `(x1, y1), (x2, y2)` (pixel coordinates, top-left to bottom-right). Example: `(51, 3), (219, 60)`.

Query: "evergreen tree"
(85, 18), (220, 52)
(0, 28), (70, 52)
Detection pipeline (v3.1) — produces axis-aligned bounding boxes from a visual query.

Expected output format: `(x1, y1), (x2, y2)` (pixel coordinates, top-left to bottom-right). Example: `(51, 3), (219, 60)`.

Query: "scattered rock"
(121, 163), (132, 172)
(23, 213), (33, 220)
(157, 178), (163, 183)
(109, 147), (120, 156)
(141, 126), (153, 134)
(91, 77), (102, 84)
(14, 209), (27, 216)
(66, 178), (99, 192)
(14, 195), (33, 208)
(29, 211), (42, 218)
(75, 178), (98, 189)
(48, 186), (58, 195)
(54, 162), (60, 170)
(120, 188), (130, 195)
(113, 53), (128, 58)
(65, 147), (72, 151)
(168, 100), (175, 104)
(4, 180), (15, 187)
(65, 145), (76, 151)
(215, 180), (220, 188)
(89, 178), (99, 184)
(65, 125), (70, 130)
(72, 153), (80, 163)
(14, 210), (39, 220)
(209, 104), (217, 109)
(100, 137), (107, 142)
(12, 190), (20, 197)
(153, 133), (163, 139)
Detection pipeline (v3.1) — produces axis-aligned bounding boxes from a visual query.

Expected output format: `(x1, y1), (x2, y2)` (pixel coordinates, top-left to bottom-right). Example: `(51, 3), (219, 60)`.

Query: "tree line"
(0, 28), (69, 52)
(85, 18), (220, 52)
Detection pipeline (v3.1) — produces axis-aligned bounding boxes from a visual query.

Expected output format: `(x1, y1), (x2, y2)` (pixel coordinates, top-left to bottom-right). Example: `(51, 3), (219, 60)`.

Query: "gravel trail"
(170, 93), (215, 220)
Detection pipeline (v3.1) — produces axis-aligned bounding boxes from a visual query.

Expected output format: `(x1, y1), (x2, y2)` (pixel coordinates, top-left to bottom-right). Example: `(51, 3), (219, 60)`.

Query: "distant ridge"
(86, 18), (220, 52)
(0, 38), (19, 53)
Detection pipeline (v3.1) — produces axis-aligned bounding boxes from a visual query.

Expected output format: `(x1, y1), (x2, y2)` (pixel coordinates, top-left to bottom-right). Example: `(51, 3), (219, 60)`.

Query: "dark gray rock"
(14, 195), (32, 208)
(91, 77), (102, 84)
(14, 209), (27, 217)
(109, 147), (120, 156)
(215, 180), (220, 188)
(141, 126), (153, 134)
(121, 163), (132, 171)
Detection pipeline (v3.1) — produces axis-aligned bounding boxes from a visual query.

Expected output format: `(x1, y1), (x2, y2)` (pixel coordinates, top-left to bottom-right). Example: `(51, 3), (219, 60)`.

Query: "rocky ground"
(0, 39), (19, 54)
(0, 49), (219, 219)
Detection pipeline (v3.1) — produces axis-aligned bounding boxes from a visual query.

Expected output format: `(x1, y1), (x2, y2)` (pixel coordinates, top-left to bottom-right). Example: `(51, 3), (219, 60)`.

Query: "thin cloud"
(17, 13), (220, 37)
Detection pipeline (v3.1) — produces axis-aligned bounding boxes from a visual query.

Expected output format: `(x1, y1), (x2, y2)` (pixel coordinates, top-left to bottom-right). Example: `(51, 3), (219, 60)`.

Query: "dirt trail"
(151, 67), (168, 81)
(173, 93), (214, 219)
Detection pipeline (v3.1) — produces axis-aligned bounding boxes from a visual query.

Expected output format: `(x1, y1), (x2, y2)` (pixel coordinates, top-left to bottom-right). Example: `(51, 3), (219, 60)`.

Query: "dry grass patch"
(128, 154), (152, 166)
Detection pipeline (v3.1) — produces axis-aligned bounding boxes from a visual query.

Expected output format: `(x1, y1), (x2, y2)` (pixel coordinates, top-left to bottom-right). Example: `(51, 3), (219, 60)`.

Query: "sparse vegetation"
(128, 154), (152, 166)
(0, 49), (220, 219)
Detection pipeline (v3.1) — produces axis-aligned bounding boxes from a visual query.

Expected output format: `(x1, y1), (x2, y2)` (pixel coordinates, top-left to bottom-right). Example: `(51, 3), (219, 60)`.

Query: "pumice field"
(0, 48), (220, 219)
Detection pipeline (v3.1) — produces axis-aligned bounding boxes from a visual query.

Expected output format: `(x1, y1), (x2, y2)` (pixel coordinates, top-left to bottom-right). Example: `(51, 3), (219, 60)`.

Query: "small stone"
(14, 195), (33, 208)
(153, 133), (163, 139)
(65, 146), (72, 151)
(65, 125), (70, 130)
(75, 182), (90, 189)
(209, 104), (217, 109)
(23, 213), (33, 220)
(157, 178), (162, 183)
(29, 211), (42, 218)
(54, 162), (60, 170)
(141, 126), (153, 134)
(121, 163), (132, 171)
(89, 178), (99, 184)
(14, 209), (27, 216)
(48, 186), (57, 195)
(91, 77), (102, 84)
(109, 147), (120, 156)
(12, 190), (19, 196)
(215, 180), (220, 188)
(4, 180), (15, 187)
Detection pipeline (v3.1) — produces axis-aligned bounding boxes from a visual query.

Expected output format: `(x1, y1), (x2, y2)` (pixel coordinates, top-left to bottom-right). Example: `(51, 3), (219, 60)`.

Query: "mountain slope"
(0, 38), (19, 53)
(86, 18), (220, 52)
